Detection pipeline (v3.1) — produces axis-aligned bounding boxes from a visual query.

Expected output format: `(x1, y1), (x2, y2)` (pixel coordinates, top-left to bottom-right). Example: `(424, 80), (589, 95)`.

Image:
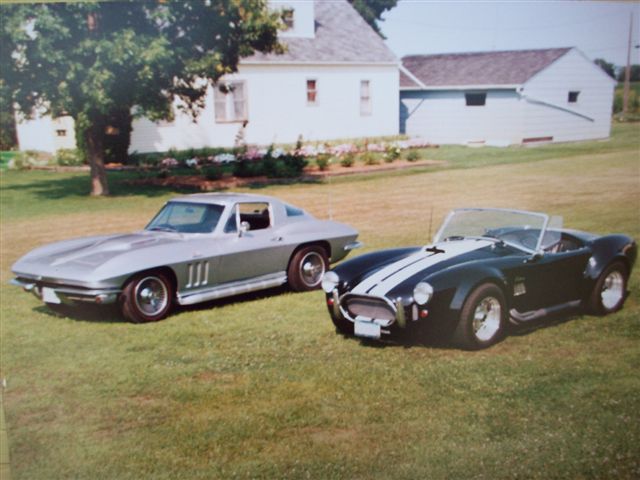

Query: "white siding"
(130, 64), (399, 152)
(400, 89), (524, 145)
(16, 112), (76, 153)
(521, 49), (615, 142)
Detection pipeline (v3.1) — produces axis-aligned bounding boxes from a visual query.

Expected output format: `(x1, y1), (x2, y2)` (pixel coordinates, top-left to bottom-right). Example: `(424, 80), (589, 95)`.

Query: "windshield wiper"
(148, 225), (178, 233)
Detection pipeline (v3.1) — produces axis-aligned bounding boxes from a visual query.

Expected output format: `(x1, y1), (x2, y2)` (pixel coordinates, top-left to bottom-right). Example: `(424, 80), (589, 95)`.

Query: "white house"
(16, 0), (400, 154)
(400, 48), (616, 146)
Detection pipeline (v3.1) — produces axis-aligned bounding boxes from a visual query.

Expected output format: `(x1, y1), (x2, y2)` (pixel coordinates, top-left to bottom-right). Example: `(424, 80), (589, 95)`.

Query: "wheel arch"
(288, 241), (331, 268)
(121, 266), (178, 296)
(446, 267), (510, 313)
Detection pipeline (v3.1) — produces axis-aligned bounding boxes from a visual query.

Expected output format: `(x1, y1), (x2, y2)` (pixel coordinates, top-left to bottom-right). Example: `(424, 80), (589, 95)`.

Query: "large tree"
(348, 0), (397, 37)
(594, 58), (617, 80)
(1, 1), (282, 195)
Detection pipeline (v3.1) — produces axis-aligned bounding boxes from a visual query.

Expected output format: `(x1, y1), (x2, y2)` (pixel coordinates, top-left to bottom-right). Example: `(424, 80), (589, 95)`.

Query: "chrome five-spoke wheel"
(288, 246), (329, 292)
(472, 296), (502, 342)
(134, 276), (169, 316)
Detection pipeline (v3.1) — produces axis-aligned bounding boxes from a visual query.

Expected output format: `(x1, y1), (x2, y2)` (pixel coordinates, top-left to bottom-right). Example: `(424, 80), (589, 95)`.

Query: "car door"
(509, 247), (591, 312)
(215, 202), (291, 284)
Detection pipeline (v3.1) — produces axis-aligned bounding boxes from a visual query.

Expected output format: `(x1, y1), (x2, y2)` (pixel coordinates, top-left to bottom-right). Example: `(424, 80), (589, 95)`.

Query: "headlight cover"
(322, 271), (340, 293)
(413, 282), (434, 305)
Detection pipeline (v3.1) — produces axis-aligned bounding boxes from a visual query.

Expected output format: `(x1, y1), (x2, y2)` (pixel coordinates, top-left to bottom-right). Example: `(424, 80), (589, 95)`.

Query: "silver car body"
(11, 193), (360, 307)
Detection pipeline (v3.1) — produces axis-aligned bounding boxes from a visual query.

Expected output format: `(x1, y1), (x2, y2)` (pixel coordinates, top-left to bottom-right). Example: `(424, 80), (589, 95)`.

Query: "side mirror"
(525, 250), (544, 264)
(239, 221), (250, 237)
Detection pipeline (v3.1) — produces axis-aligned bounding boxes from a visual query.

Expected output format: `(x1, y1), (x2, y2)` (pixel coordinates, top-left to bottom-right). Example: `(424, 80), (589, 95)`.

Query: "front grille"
(343, 294), (396, 322)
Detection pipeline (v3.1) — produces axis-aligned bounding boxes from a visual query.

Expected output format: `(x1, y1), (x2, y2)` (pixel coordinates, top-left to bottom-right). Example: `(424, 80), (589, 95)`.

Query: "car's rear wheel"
(587, 261), (628, 315)
(453, 283), (506, 350)
(120, 271), (174, 323)
(288, 246), (328, 291)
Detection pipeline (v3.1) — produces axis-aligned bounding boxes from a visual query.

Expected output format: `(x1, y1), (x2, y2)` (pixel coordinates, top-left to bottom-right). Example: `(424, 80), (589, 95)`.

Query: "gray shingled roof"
(242, 0), (397, 64)
(401, 48), (572, 88)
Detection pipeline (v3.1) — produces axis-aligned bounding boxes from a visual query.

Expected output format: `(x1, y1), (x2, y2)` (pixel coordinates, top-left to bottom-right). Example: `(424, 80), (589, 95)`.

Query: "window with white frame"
(306, 79), (318, 105)
(214, 81), (247, 123)
(568, 91), (580, 103)
(360, 80), (372, 115)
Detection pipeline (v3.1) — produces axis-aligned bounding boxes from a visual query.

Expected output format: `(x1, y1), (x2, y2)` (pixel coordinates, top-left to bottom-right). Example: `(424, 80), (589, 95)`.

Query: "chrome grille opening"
(343, 294), (396, 322)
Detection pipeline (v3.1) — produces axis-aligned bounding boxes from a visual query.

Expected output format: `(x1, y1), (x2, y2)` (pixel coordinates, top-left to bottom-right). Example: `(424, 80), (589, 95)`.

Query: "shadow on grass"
(34, 304), (124, 323)
(3, 170), (324, 202)
(350, 308), (586, 351)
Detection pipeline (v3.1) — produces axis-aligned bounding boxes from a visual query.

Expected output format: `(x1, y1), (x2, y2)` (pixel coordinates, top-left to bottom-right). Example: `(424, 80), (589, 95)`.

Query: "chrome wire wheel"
(472, 296), (502, 342)
(300, 251), (326, 288)
(600, 270), (624, 311)
(134, 276), (169, 316)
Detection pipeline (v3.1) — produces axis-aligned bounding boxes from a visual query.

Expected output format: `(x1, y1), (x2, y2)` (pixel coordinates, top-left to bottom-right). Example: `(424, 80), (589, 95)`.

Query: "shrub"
(233, 159), (264, 178)
(203, 165), (223, 181)
(340, 152), (355, 167)
(54, 149), (85, 166)
(9, 150), (52, 170)
(383, 144), (401, 163)
(405, 150), (421, 162)
(361, 151), (380, 166)
(316, 153), (331, 171)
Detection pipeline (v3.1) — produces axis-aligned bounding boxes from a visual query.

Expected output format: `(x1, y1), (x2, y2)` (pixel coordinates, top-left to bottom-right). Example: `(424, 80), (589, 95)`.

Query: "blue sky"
(380, 1), (640, 67)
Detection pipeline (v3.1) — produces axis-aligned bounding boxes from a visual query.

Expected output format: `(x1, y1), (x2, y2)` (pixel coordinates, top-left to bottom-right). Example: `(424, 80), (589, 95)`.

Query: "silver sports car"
(11, 193), (361, 322)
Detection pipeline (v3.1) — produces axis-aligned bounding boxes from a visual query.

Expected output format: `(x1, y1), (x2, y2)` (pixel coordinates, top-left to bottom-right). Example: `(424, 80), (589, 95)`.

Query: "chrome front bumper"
(10, 278), (120, 305)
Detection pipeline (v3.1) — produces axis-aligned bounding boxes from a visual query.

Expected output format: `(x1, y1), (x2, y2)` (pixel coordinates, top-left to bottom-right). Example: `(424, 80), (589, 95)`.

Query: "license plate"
(354, 320), (381, 339)
(42, 287), (61, 304)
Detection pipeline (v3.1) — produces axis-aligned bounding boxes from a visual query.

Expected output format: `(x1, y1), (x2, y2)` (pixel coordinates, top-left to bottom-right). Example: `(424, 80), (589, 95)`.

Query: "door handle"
(271, 236), (283, 242)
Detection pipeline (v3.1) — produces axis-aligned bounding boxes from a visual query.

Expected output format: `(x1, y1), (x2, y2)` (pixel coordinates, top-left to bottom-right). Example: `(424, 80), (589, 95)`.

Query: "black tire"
(587, 261), (628, 315)
(287, 245), (328, 292)
(452, 283), (506, 350)
(120, 271), (174, 323)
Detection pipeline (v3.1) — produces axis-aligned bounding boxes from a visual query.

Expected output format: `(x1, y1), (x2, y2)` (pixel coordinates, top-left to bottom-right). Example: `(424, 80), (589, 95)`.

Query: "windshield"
(434, 208), (559, 253)
(146, 202), (224, 234)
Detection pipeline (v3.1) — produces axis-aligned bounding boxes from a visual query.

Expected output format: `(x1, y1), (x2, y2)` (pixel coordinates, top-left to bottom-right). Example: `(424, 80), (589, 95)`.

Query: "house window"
(214, 81), (247, 123)
(307, 79), (317, 105)
(56, 129), (67, 137)
(568, 91), (580, 103)
(465, 92), (486, 106)
(360, 80), (372, 115)
(281, 8), (294, 30)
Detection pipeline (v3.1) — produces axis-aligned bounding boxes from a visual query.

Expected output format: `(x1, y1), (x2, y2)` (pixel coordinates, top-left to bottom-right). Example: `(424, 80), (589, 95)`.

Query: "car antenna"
(428, 206), (434, 242)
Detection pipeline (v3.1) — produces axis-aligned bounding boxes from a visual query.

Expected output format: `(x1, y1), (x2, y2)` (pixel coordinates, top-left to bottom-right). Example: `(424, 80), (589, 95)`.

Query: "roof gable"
(242, 0), (397, 64)
(401, 48), (572, 88)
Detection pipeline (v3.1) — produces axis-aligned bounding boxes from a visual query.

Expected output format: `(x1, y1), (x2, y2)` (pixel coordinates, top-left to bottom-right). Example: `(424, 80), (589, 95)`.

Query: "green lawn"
(0, 124), (639, 479)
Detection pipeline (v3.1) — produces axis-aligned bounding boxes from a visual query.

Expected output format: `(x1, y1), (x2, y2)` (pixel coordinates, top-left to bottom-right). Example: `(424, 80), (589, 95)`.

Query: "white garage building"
(400, 47), (616, 146)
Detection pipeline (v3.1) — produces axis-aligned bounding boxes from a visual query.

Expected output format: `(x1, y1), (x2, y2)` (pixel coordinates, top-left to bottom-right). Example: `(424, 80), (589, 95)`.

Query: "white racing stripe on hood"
(352, 240), (493, 297)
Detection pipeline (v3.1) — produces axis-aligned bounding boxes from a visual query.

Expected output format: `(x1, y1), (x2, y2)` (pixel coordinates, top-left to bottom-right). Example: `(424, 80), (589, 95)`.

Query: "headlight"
(321, 271), (340, 293)
(413, 282), (434, 305)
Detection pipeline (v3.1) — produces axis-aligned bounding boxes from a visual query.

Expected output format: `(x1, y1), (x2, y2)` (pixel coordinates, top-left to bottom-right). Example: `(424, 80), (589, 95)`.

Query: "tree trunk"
(83, 121), (110, 196)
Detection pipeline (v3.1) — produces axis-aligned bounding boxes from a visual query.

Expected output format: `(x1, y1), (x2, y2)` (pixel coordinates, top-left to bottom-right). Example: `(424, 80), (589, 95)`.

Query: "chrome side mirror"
(239, 221), (250, 237)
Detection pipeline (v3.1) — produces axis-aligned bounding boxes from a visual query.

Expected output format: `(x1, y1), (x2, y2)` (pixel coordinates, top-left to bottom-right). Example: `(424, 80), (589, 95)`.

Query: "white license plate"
(354, 321), (381, 339)
(42, 287), (61, 304)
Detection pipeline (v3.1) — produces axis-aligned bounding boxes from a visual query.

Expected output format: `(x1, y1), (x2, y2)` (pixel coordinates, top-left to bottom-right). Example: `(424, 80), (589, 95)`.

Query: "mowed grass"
(0, 124), (639, 479)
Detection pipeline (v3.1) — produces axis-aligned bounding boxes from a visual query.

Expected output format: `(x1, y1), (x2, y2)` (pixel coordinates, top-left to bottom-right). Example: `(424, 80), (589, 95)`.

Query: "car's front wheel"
(120, 271), (174, 323)
(587, 261), (628, 315)
(288, 246), (328, 291)
(453, 283), (506, 350)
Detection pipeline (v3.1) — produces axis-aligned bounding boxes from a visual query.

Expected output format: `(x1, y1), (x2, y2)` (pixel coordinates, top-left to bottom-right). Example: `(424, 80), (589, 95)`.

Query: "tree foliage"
(348, 0), (397, 37)
(1, 1), (282, 195)
(594, 58), (617, 79)
(617, 64), (640, 82)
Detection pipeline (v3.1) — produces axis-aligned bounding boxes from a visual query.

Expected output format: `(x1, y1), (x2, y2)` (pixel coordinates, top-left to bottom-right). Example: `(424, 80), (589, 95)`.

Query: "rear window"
(285, 204), (305, 217)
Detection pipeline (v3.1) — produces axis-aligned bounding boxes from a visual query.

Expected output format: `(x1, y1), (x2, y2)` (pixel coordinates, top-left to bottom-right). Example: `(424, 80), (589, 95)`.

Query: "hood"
(348, 239), (496, 297)
(12, 231), (182, 281)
